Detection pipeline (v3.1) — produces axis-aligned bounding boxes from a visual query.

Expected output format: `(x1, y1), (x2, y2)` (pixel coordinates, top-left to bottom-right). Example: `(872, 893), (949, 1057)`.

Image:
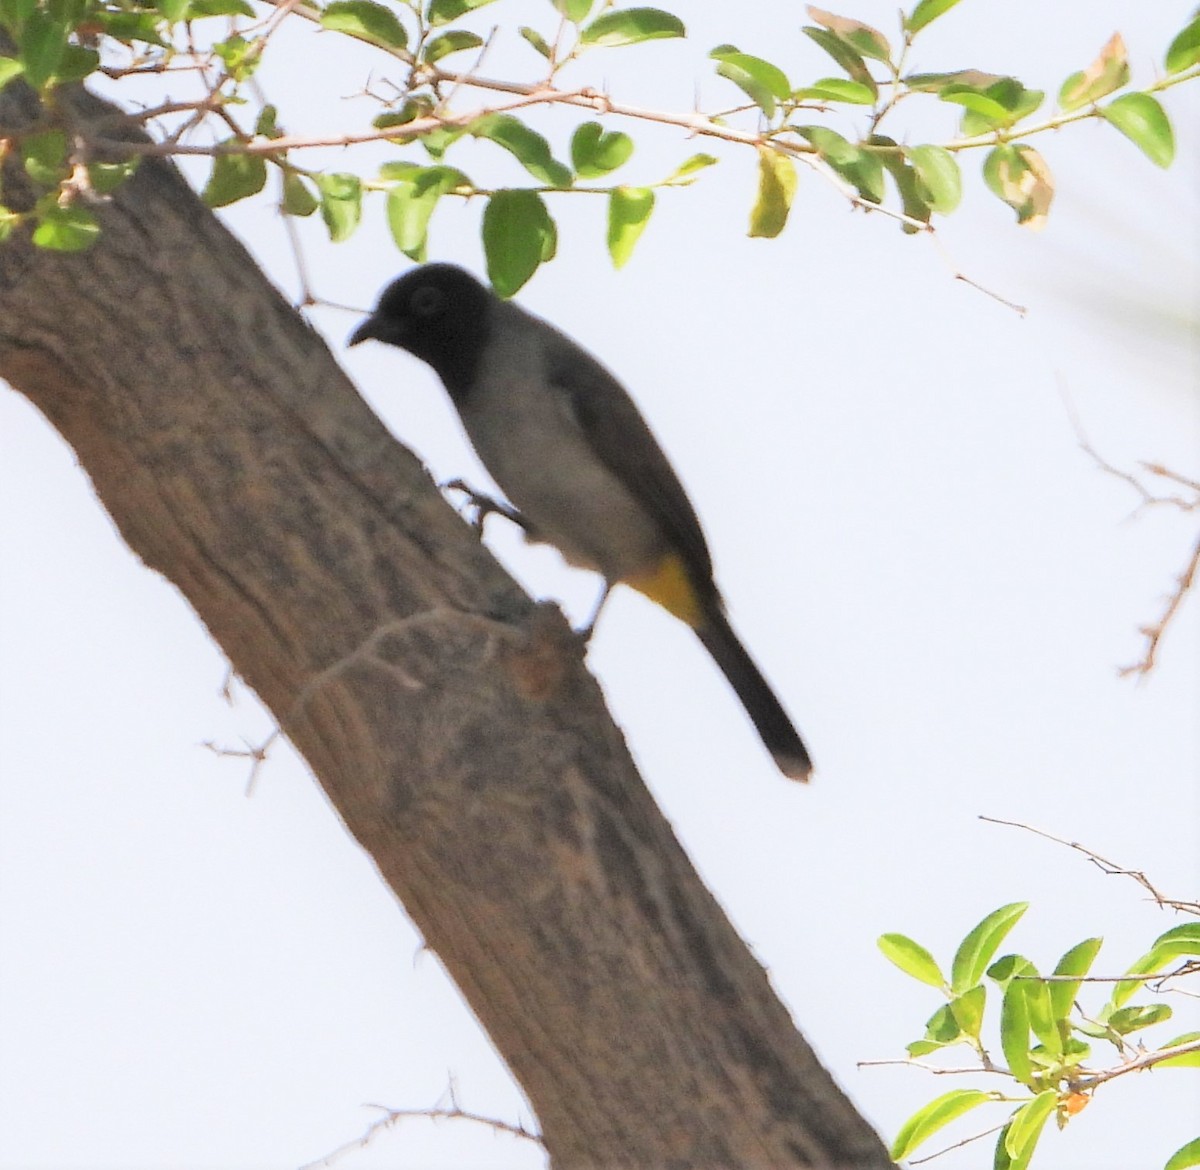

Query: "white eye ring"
(411, 286), (445, 317)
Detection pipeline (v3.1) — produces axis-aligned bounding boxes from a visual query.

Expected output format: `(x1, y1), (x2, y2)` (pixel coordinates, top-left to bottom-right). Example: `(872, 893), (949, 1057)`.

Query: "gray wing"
(542, 330), (716, 595)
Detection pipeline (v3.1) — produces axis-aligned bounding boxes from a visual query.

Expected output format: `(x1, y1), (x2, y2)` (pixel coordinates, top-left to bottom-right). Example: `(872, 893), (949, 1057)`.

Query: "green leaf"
(579, 8), (684, 47)
(607, 185), (653, 268)
(1111, 924), (1200, 1009)
(1000, 980), (1034, 1086)
(470, 113), (573, 187)
(21, 129), (67, 186)
(1059, 32), (1130, 111)
(212, 35), (259, 82)
(906, 1038), (947, 1057)
(385, 165), (466, 260)
(1047, 937), (1103, 1021)
(801, 26), (876, 94)
(186, 0), (255, 15)
(663, 152), (717, 185)
(87, 158), (138, 196)
(890, 1089), (992, 1161)
(201, 149), (267, 208)
(571, 121), (633, 178)
(794, 77), (875, 104)
(1166, 16), (1200, 74)
(421, 125), (467, 159)
(1155, 1032), (1200, 1069)
(905, 0), (963, 35)
(19, 9), (65, 88)
(373, 95), (435, 135)
(1020, 970), (1061, 1056)
(1165, 1137), (1200, 1170)
(519, 25), (551, 58)
(1108, 1002), (1172, 1035)
(482, 189), (556, 297)
(320, 0), (408, 49)
(952, 904), (1028, 995)
(551, 0), (592, 22)
(988, 953), (1035, 986)
(710, 47), (790, 117)
(1004, 1091), (1056, 1165)
(315, 172), (362, 241)
(0, 57), (24, 91)
(870, 134), (930, 233)
(906, 144), (961, 212)
(52, 44), (98, 84)
(797, 125), (883, 203)
(922, 1002), (963, 1044)
(156, 0), (189, 19)
(982, 144), (1053, 228)
(878, 933), (946, 989)
(940, 77), (1043, 133)
(31, 203), (99, 251)
(423, 29), (483, 63)
(949, 985), (986, 1038)
(904, 68), (1006, 93)
(281, 171), (319, 216)
(1101, 93), (1174, 167)
(748, 146), (795, 238)
(427, 0), (498, 27)
(805, 6), (890, 63)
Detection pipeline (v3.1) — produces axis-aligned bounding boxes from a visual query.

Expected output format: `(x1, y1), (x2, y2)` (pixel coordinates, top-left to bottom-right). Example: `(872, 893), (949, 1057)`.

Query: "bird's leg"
(578, 578), (614, 641)
(441, 477), (530, 535)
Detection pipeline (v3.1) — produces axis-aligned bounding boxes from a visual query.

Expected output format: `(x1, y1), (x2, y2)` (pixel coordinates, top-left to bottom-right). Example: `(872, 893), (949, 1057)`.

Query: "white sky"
(2, 1), (1198, 1167)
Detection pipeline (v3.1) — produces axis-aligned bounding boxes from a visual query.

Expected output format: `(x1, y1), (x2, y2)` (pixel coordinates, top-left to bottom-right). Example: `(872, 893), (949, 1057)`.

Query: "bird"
(349, 263), (812, 781)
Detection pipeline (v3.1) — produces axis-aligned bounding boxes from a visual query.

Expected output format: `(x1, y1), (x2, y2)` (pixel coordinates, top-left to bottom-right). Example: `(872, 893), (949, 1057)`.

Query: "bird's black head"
(348, 264), (493, 397)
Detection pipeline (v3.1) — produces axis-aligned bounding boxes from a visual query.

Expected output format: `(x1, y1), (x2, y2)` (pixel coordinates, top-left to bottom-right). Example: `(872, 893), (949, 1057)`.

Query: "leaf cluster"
(880, 908), (1200, 1169)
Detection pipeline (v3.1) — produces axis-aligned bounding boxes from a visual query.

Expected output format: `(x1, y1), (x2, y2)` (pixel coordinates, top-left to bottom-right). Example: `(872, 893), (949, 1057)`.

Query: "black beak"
(348, 314), (381, 347)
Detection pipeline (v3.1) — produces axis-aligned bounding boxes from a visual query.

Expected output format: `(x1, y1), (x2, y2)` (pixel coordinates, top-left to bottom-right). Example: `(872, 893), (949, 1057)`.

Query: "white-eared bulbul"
(349, 264), (812, 781)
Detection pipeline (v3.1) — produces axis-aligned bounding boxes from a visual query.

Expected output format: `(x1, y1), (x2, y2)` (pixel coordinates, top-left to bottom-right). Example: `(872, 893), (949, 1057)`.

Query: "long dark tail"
(696, 605), (813, 781)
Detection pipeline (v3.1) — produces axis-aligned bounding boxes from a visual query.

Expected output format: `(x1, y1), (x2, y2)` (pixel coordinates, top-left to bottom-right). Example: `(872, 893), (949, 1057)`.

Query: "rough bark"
(0, 79), (892, 1169)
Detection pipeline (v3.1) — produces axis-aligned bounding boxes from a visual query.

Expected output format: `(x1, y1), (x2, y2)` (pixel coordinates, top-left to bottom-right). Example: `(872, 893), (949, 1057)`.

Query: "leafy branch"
(2, 0), (1199, 290)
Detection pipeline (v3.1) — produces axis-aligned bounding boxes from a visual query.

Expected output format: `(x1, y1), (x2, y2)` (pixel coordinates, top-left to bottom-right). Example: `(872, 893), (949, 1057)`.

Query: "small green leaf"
(710, 47), (790, 117)
(22, 129), (68, 186)
(800, 26), (876, 93)
(794, 77), (875, 104)
(470, 113), (573, 187)
(1000, 981), (1034, 1086)
(1059, 33), (1130, 111)
(1047, 937), (1103, 1021)
(906, 144), (961, 212)
(187, 0), (255, 15)
(870, 134), (930, 233)
(1166, 16), (1200, 74)
(607, 185), (653, 268)
(19, 9), (65, 88)
(904, 68), (1006, 93)
(905, 0), (963, 35)
(52, 44), (99, 84)
(31, 203), (99, 251)
(1102, 93), (1175, 167)
(797, 125), (883, 203)
(663, 152), (717, 185)
(906, 1038), (946, 1057)
(940, 77), (1043, 133)
(1108, 1002), (1172, 1035)
(749, 146), (795, 238)
(421, 125), (467, 159)
(385, 164), (467, 260)
(423, 29), (483, 63)
(201, 149), (267, 208)
(86, 158), (139, 196)
(878, 933), (946, 989)
(482, 189), (556, 296)
(1165, 1137), (1200, 1170)
(982, 143), (1054, 228)
(1020, 971), (1061, 1056)
(0, 57), (24, 91)
(1004, 1091), (1056, 1164)
(320, 0), (408, 49)
(212, 35), (260, 82)
(579, 8), (685, 47)
(315, 172), (362, 241)
(426, 0), (498, 26)
(281, 171), (319, 216)
(1155, 1032), (1200, 1069)
(156, 0), (189, 18)
(1111, 924), (1200, 1009)
(551, 0), (592, 22)
(890, 1089), (992, 1161)
(571, 121), (633, 178)
(949, 985), (986, 1038)
(951, 904), (1028, 995)
(805, 6), (890, 63)
(519, 25), (551, 58)
(988, 953), (1035, 986)
(922, 1002), (963, 1044)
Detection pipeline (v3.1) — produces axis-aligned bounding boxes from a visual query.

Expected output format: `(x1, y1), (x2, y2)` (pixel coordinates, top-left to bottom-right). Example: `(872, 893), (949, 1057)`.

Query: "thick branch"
(0, 78), (890, 1169)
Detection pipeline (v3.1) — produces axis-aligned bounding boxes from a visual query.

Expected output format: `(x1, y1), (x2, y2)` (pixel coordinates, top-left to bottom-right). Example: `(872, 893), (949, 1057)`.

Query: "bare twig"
(909, 1121), (1008, 1165)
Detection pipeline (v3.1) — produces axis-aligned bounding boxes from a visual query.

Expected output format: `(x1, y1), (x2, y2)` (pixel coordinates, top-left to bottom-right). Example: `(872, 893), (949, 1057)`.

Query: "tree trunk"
(0, 79), (891, 1169)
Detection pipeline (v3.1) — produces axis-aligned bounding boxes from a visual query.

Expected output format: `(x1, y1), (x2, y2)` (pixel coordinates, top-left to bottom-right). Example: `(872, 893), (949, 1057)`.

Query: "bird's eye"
(410, 286), (445, 317)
